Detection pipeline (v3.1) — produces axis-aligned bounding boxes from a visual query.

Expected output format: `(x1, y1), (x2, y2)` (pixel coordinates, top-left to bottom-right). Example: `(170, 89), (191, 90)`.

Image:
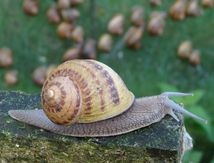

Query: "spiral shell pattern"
(41, 59), (134, 125)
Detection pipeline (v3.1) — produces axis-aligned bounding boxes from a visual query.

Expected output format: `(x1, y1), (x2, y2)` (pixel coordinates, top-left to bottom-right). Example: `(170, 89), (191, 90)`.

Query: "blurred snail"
(150, 0), (162, 6)
(82, 39), (96, 59)
(62, 47), (81, 62)
(189, 50), (201, 66)
(46, 65), (57, 77)
(57, 0), (71, 9)
(0, 48), (13, 68)
(169, 0), (187, 20)
(57, 22), (74, 39)
(47, 5), (61, 23)
(70, 0), (83, 6)
(131, 6), (144, 26)
(125, 26), (143, 49)
(23, 0), (39, 16)
(147, 11), (167, 36)
(32, 66), (48, 86)
(9, 60), (207, 137)
(61, 8), (80, 22)
(108, 14), (124, 35)
(70, 26), (84, 43)
(177, 40), (192, 59)
(4, 70), (18, 86)
(186, 0), (202, 17)
(98, 34), (113, 52)
(202, 0), (214, 7)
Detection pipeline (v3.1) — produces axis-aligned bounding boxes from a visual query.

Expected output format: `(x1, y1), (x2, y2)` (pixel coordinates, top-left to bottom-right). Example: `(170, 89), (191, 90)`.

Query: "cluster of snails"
(8, 59), (207, 137)
(177, 40), (201, 66)
(169, 0), (214, 20)
(0, 48), (19, 86)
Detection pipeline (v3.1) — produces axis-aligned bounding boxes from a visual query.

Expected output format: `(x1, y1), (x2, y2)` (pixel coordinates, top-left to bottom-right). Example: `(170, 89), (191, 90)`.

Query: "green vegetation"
(0, 0), (214, 162)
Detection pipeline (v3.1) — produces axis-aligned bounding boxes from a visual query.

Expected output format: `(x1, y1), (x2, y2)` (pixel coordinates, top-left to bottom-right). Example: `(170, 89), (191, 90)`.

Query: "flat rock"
(0, 91), (191, 162)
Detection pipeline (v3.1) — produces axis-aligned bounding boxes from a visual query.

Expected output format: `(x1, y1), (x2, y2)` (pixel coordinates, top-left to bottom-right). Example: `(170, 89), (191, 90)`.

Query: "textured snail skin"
(9, 95), (171, 137)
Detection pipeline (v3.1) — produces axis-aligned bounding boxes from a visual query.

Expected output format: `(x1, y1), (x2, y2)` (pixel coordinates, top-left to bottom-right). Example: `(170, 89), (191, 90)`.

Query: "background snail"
(8, 60), (207, 137)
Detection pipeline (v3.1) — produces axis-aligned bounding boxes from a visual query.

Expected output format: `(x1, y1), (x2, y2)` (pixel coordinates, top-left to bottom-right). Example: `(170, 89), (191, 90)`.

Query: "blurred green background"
(0, 0), (214, 162)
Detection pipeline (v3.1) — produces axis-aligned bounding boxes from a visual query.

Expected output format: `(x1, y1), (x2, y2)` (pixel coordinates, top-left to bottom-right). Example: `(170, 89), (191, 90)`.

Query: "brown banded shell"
(98, 34), (113, 52)
(41, 60), (134, 125)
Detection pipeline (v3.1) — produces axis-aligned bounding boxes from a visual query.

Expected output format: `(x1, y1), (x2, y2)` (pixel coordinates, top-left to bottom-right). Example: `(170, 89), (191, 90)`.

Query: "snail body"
(9, 60), (206, 137)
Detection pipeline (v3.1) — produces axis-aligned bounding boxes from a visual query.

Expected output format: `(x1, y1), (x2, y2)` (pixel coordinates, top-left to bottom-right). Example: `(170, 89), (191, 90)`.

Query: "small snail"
(108, 14), (124, 35)
(177, 40), (193, 59)
(130, 6), (144, 27)
(147, 11), (167, 36)
(70, 26), (84, 43)
(62, 47), (81, 61)
(202, 0), (214, 7)
(150, 0), (162, 7)
(57, 22), (74, 39)
(4, 70), (18, 86)
(9, 60), (206, 137)
(47, 4), (61, 24)
(23, 0), (39, 16)
(189, 50), (201, 66)
(169, 0), (187, 21)
(0, 48), (13, 67)
(125, 26), (144, 49)
(186, 0), (202, 17)
(98, 34), (113, 52)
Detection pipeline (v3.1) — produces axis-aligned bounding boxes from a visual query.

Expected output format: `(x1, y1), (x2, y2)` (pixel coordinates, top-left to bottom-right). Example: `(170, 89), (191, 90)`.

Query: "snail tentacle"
(164, 97), (207, 124)
(161, 92), (193, 97)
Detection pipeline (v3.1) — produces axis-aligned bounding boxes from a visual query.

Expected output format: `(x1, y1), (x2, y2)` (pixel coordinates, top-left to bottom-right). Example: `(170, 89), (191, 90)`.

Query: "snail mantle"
(0, 91), (192, 162)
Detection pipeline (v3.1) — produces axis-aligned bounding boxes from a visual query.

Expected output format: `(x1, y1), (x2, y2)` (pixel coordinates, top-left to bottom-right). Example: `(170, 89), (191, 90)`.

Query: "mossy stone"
(0, 91), (185, 162)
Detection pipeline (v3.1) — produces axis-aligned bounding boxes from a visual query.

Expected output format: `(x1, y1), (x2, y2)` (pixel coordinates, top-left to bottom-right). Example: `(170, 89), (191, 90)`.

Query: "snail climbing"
(8, 60), (207, 137)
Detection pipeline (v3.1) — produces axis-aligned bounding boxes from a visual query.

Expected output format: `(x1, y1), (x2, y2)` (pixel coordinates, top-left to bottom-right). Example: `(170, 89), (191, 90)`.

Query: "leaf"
(185, 106), (214, 142)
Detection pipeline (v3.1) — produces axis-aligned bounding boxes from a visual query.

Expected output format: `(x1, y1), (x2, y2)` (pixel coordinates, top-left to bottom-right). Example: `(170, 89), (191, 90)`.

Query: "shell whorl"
(41, 59), (134, 125)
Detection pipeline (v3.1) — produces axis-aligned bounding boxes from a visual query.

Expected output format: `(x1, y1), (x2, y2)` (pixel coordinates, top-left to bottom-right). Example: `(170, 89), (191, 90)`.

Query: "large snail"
(8, 60), (207, 137)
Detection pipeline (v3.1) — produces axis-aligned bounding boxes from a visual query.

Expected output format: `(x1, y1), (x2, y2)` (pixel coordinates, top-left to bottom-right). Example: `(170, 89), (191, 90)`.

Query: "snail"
(8, 60), (207, 137)
(98, 34), (113, 52)
(70, 26), (84, 43)
(130, 6), (144, 27)
(62, 47), (81, 61)
(47, 4), (61, 24)
(23, 0), (39, 16)
(150, 0), (162, 7)
(186, 0), (203, 17)
(125, 26), (144, 49)
(177, 40), (193, 59)
(147, 11), (167, 36)
(169, 0), (187, 21)
(61, 8), (80, 22)
(4, 70), (18, 86)
(108, 14), (124, 35)
(57, 22), (74, 39)
(189, 50), (201, 66)
(0, 48), (13, 67)
(202, 0), (214, 7)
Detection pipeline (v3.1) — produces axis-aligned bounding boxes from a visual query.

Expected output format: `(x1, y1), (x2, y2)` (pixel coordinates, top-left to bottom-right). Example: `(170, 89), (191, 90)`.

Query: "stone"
(0, 91), (191, 162)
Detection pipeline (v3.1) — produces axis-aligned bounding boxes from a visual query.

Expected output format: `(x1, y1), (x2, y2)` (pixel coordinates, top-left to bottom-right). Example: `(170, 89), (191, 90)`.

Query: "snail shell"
(8, 60), (207, 137)
(108, 14), (124, 35)
(169, 0), (187, 20)
(41, 60), (134, 125)
(186, 0), (203, 17)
